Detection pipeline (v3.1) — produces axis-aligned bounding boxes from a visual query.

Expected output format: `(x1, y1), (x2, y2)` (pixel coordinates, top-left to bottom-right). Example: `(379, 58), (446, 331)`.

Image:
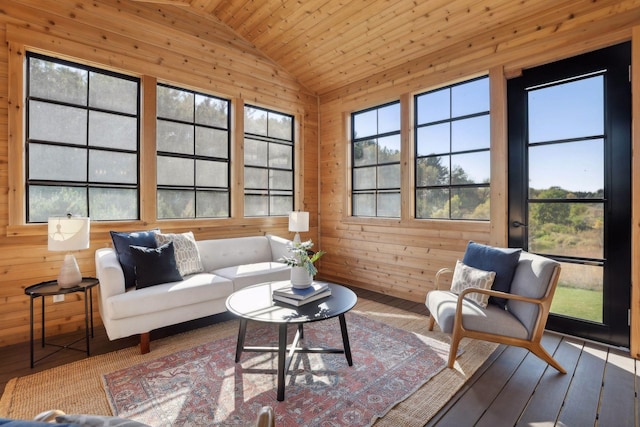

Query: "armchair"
(426, 250), (565, 374)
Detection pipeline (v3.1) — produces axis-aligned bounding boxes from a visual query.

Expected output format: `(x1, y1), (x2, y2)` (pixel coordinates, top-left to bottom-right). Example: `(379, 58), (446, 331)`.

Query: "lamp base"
(57, 254), (82, 288)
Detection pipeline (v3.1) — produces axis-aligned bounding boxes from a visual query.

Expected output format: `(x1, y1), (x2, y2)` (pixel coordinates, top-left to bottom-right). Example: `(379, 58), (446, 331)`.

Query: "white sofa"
(95, 234), (292, 353)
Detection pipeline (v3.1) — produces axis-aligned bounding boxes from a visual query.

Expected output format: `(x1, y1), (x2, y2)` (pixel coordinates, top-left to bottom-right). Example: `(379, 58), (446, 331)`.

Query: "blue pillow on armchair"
(462, 241), (521, 309)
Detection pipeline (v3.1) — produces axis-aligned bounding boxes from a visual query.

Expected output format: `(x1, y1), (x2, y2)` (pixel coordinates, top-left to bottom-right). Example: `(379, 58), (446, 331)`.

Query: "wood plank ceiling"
(133, 0), (640, 95)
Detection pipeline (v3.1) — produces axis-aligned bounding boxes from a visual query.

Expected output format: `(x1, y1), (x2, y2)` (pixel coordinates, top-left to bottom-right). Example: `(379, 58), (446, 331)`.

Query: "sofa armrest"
(95, 248), (126, 299)
(266, 234), (293, 262)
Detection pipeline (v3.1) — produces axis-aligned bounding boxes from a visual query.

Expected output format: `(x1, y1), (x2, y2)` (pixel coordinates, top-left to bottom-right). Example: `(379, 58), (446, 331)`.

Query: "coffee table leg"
(235, 319), (247, 363)
(339, 314), (353, 366)
(277, 323), (287, 401)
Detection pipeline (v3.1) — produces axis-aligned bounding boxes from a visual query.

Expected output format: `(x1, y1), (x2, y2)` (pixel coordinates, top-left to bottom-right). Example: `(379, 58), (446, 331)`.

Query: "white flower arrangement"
(280, 239), (326, 276)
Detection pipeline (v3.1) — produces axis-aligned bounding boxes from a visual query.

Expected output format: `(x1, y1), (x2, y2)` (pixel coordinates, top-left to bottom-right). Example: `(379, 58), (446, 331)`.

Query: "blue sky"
(352, 74), (605, 193)
(528, 75), (604, 193)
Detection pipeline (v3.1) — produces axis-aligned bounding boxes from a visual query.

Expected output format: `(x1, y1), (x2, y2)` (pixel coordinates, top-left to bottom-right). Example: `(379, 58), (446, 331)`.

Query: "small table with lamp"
(24, 277), (99, 368)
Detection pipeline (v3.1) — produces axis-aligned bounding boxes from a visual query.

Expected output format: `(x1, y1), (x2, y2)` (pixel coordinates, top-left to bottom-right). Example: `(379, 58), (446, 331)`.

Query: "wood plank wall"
(317, 0), (640, 356)
(0, 0), (318, 347)
(1, 0), (640, 358)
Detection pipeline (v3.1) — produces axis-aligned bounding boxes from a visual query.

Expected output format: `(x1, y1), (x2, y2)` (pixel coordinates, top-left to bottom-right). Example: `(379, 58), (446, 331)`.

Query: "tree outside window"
(156, 84), (230, 219)
(243, 105), (294, 217)
(415, 76), (490, 220)
(26, 53), (140, 222)
(351, 101), (401, 218)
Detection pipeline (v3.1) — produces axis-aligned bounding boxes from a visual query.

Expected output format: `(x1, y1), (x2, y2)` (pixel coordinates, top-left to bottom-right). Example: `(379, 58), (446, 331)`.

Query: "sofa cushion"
(130, 242), (183, 289)
(450, 260), (496, 308)
(154, 231), (204, 276)
(106, 273), (234, 320)
(110, 229), (159, 288)
(198, 236), (274, 271)
(213, 262), (291, 291)
(462, 241), (521, 309)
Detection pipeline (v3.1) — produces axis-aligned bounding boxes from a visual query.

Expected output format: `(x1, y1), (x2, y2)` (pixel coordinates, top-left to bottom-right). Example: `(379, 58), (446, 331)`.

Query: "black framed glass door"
(507, 43), (631, 347)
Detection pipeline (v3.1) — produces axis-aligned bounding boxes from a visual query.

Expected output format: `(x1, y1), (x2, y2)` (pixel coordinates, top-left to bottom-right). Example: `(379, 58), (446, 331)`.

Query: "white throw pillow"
(450, 260), (496, 308)
(154, 231), (204, 276)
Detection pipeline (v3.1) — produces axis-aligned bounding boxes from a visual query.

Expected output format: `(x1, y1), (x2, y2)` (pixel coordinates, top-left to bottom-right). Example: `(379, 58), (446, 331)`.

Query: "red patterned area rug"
(102, 312), (454, 426)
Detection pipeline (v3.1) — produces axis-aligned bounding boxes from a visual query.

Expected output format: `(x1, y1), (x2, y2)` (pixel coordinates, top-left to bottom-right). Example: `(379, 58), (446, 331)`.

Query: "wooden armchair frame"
(255, 406), (275, 427)
(428, 264), (565, 374)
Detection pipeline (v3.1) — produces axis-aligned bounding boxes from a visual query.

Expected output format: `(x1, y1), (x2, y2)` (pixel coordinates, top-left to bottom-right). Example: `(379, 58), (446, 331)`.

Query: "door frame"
(507, 42), (631, 348)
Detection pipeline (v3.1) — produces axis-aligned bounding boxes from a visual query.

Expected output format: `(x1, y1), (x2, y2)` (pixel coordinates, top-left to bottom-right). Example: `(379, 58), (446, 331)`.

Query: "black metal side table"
(24, 277), (99, 368)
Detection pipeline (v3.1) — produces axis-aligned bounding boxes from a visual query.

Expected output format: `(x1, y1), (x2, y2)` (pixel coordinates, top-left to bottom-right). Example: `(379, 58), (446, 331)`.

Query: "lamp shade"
(288, 211), (309, 233)
(48, 216), (90, 252)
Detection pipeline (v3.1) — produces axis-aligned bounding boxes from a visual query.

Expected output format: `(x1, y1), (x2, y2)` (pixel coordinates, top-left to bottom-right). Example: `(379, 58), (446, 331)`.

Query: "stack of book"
(272, 281), (332, 306)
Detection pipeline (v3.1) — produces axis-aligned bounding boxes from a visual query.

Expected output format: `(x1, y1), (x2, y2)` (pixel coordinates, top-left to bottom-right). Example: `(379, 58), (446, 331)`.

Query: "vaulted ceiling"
(133, 0), (640, 95)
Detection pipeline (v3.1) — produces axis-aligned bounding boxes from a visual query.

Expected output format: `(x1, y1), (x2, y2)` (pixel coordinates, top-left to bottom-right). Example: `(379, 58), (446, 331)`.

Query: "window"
(156, 84), (230, 219)
(243, 105), (294, 217)
(415, 76), (490, 220)
(351, 101), (401, 217)
(26, 53), (140, 222)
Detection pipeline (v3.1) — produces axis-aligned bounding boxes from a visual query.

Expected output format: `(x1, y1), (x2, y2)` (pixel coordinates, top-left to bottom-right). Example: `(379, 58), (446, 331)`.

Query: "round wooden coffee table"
(225, 281), (357, 401)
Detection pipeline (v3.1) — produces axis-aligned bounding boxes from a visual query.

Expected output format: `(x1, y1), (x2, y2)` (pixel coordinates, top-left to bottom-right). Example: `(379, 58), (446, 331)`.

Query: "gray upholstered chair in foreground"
(31, 406), (275, 426)
(426, 248), (566, 374)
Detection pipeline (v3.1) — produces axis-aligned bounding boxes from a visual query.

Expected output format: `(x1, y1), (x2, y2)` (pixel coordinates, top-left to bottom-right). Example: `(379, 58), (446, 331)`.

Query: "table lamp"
(48, 215), (90, 288)
(288, 211), (309, 244)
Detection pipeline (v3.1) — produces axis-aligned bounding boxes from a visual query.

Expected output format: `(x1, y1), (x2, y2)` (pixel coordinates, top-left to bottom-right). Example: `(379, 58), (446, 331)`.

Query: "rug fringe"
(0, 377), (17, 417)
(99, 375), (118, 416)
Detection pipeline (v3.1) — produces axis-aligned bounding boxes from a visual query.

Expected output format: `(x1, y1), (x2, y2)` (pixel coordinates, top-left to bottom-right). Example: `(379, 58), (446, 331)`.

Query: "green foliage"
(245, 106), (292, 140)
(196, 95), (228, 128)
(28, 186), (87, 222)
(378, 143), (400, 163)
(280, 240), (326, 276)
(569, 204), (590, 231)
(418, 156), (448, 186)
(530, 187), (571, 225)
(30, 57), (87, 104)
(415, 156), (490, 219)
(528, 185), (604, 259)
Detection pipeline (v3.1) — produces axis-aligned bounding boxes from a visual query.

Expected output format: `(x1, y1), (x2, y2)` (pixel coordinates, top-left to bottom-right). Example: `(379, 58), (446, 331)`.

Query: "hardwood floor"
(1, 288), (637, 426)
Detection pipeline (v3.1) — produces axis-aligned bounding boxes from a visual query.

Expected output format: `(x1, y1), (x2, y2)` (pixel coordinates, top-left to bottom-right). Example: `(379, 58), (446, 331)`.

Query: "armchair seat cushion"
(426, 290), (529, 340)
(106, 273), (233, 320)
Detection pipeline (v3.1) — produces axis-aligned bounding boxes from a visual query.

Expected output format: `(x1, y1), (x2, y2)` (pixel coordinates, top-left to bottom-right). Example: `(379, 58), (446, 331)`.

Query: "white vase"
(290, 266), (313, 289)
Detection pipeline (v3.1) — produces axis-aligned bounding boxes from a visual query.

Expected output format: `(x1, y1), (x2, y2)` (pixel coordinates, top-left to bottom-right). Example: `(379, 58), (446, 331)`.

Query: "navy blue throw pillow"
(129, 241), (183, 289)
(110, 229), (159, 288)
(462, 241), (521, 309)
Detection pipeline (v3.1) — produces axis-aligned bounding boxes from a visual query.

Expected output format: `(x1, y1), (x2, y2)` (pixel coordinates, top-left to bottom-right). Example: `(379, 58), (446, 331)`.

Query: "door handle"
(512, 221), (528, 228)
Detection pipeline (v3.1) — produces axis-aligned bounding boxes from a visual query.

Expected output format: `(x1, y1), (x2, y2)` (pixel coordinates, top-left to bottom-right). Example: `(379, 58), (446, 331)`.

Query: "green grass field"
(550, 285), (602, 323)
